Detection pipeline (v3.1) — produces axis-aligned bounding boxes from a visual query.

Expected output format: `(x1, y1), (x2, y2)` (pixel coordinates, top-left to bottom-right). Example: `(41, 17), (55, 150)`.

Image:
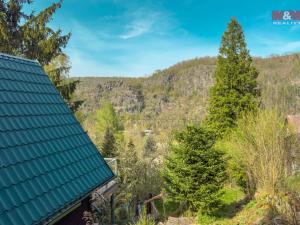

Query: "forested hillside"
(73, 53), (300, 153)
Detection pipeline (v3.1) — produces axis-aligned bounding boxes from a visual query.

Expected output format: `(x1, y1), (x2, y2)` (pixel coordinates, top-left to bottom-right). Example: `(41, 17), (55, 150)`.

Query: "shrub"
(223, 109), (296, 195)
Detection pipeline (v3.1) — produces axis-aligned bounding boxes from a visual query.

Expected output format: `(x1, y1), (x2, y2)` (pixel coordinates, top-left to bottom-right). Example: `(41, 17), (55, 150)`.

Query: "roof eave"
(42, 175), (117, 225)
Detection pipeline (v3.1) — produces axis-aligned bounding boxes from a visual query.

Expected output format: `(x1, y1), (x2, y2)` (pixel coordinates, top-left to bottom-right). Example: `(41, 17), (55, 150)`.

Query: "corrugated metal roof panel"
(0, 54), (114, 225)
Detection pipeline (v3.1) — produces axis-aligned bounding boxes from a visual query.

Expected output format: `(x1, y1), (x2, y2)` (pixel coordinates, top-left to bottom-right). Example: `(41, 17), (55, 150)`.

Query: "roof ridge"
(0, 53), (39, 64)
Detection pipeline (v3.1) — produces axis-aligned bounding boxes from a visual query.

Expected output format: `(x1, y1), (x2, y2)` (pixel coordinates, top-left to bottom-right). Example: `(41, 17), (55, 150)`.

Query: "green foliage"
(162, 125), (227, 212)
(286, 174), (300, 194)
(223, 109), (295, 195)
(101, 127), (118, 157)
(75, 110), (85, 125)
(215, 141), (247, 191)
(195, 186), (280, 225)
(130, 209), (155, 225)
(154, 199), (181, 219)
(94, 102), (124, 147)
(74, 53), (300, 153)
(197, 186), (245, 224)
(0, 0), (79, 109)
(197, 197), (273, 225)
(0, 0), (69, 64)
(206, 18), (260, 138)
(44, 54), (82, 111)
(118, 140), (140, 202)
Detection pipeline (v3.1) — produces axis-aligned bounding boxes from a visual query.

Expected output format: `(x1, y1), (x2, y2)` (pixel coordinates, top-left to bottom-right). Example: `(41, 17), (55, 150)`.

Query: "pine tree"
(101, 128), (117, 158)
(206, 18), (260, 138)
(162, 125), (227, 212)
(0, 0), (80, 110)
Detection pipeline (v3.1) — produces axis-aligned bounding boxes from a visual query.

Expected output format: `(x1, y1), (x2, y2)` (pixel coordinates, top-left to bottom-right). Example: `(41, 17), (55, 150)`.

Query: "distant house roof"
(287, 115), (300, 133)
(0, 53), (114, 225)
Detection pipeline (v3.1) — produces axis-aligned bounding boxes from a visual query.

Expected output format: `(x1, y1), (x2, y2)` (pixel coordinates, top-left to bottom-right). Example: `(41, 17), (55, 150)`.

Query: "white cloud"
(119, 18), (154, 39)
(118, 9), (169, 39)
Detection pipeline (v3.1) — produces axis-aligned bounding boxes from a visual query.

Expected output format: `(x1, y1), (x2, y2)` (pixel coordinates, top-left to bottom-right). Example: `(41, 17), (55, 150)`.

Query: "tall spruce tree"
(206, 18), (260, 138)
(162, 125), (227, 212)
(0, 0), (80, 110)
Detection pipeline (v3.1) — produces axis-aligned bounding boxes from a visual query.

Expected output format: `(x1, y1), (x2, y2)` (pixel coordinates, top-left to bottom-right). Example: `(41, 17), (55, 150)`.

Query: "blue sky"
(28, 0), (300, 77)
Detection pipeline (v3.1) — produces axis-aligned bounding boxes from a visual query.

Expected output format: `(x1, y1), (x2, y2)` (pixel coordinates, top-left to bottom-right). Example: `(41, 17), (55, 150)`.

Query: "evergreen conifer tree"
(206, 18), (260, 138)
(162, 125), (227, 212)
(101, 128), (117, 158)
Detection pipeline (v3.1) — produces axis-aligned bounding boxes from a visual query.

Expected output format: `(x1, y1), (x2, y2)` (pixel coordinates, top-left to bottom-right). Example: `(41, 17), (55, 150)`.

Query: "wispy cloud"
(119, 19), (153, 39)
(119, 10), (163, 39)
(65, 6), (214, 76)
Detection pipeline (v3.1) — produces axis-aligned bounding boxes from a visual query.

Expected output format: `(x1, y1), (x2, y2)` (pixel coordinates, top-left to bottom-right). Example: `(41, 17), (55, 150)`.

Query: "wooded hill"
(73, 53), (300, 153)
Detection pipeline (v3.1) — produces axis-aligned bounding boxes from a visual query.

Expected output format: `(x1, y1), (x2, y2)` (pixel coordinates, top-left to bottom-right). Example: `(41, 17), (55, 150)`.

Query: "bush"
(223, 109), (296, 196)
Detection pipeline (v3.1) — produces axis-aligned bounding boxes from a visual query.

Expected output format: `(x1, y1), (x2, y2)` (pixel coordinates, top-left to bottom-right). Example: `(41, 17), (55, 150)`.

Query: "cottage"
(0, 54), (116, 225)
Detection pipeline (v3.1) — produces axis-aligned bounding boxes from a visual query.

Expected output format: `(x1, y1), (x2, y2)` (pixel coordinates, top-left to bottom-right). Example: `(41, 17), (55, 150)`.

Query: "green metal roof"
(0, 53), (114, 225)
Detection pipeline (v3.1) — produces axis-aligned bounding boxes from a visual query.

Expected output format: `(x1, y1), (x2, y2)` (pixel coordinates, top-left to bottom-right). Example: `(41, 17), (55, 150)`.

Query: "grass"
(151, 186), (274, 225)
(197, 186), (273, 225)
(286, 173), (300, 194)
(130, 210), (155, 225)
(155, 199), (182, 219)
